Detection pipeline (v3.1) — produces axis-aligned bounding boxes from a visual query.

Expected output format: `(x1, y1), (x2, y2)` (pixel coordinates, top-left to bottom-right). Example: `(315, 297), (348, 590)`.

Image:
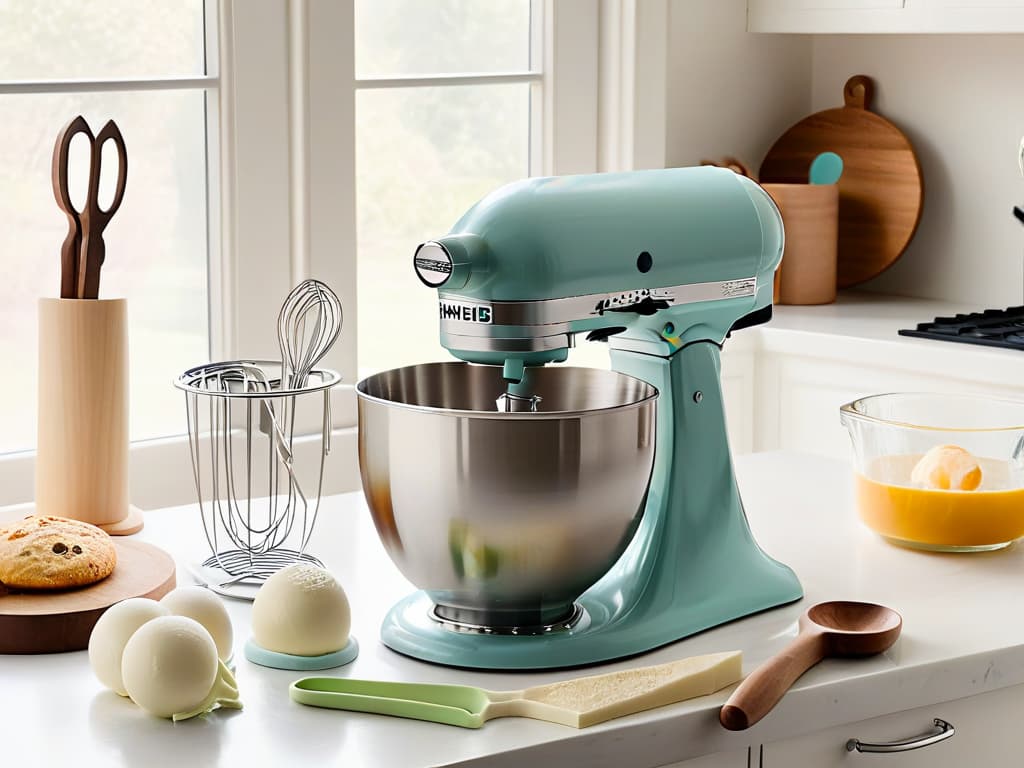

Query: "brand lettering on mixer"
(440, 300), (493, 324)
(720, 279), (756, 298)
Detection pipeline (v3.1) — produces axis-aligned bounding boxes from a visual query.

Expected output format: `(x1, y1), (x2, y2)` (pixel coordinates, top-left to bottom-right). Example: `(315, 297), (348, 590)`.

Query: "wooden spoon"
(719, 601), (902, 731)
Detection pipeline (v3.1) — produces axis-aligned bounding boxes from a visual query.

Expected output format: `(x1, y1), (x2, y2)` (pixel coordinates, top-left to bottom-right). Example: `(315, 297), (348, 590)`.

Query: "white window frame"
(0, 0), (614, 510)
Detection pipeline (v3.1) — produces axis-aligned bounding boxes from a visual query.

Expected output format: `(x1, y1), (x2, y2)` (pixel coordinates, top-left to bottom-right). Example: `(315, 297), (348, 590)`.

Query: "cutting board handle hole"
(844, 75), (874, 111)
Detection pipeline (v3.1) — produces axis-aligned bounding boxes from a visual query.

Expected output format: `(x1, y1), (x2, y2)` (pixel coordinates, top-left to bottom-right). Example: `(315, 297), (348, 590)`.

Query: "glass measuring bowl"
(840, 393), (1024, 552)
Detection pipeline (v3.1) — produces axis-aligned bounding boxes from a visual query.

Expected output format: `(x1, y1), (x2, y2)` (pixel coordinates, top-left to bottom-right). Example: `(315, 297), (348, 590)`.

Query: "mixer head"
(414, 166), (784, 380)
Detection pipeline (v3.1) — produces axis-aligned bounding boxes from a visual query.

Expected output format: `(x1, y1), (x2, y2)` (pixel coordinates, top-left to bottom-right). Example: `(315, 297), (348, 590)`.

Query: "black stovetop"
(899, 306), (1024, 350)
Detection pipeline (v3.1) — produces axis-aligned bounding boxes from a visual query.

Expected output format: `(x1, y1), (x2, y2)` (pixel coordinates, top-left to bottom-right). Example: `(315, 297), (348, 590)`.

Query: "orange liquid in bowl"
(855, 455), (1024, 550)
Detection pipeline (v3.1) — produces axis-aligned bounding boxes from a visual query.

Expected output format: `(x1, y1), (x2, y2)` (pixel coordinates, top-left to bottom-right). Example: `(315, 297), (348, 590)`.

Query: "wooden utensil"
(0, 539), (175, 654)
(719, 601), (902, 731)
(760, 75), (923, 288)
(51, 115), (127, 300)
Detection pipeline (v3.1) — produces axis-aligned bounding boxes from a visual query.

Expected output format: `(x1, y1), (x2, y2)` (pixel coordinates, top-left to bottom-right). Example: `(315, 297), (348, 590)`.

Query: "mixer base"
(380, 342), (803, 670)
(382, 568), (800, 670)
(429, 603), (584, 636)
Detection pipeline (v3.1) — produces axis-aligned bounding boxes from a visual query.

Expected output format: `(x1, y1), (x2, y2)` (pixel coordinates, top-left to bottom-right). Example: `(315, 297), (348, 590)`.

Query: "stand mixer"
(357, 166), (802, 669)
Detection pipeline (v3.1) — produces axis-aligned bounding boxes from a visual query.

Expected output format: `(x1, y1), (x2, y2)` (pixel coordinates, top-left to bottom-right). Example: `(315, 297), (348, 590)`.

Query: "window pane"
(356, 84), (529, 374)
(355, 0), (531, 77)
(0, 1), (205, 80)
(0, 90), (209, 453)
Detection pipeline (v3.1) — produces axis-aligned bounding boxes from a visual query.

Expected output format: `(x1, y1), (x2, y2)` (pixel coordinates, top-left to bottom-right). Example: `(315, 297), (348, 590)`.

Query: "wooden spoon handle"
(720, 630), (827, 730)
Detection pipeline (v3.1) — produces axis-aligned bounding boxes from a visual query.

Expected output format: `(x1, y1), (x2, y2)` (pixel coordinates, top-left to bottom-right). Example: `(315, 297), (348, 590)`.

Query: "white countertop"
(752, 291), (1024, 378)
(4, 451), (1024, 768)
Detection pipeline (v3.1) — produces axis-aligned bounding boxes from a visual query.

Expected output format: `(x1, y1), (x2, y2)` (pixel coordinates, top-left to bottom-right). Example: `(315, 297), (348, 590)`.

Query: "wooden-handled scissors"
(51, 115), (127, 299)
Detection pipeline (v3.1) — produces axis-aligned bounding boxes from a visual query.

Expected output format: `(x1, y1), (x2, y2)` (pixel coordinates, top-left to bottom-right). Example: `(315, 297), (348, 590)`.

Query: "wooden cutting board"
(0, 539), (176, 654)
(760, 75), (924, 288)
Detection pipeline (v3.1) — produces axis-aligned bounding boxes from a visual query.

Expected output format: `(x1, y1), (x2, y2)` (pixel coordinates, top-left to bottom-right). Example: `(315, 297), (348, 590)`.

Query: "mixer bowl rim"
(840, 391), (1024, 433)
(356, 361), (658, 419)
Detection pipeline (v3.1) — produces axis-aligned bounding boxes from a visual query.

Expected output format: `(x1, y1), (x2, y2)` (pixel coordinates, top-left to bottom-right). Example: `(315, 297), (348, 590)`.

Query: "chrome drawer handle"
(847, 718), (954, 754)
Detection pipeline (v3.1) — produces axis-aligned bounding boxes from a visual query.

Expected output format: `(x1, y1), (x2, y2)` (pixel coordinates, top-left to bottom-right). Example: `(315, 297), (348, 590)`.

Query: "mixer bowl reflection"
(357, 362), (657, 633)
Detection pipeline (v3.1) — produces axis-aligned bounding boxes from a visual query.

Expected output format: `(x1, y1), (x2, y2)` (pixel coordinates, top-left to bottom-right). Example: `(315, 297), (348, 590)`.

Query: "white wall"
(811, 36), (1024, 306)
(665, 8), (1024, 307)
(665, 0), (811, 171)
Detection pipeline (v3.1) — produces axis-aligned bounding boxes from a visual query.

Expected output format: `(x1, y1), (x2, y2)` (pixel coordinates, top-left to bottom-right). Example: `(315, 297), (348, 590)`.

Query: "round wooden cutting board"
(760, 75), (924, 288)
(0, 539), (176, 654)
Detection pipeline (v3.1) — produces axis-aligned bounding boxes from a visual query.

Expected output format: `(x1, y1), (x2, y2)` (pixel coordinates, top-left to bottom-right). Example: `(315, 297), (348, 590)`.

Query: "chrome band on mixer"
(438, 276), (757, 334)
(429, 603), (585, 636)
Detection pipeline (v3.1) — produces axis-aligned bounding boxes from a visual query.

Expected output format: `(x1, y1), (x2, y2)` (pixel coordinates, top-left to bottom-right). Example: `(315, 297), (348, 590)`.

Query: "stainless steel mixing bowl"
(357, 362), (657, 633)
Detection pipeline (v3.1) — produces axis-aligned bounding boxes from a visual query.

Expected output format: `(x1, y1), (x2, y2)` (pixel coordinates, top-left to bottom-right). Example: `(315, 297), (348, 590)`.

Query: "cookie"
(0, 515), (116, 590)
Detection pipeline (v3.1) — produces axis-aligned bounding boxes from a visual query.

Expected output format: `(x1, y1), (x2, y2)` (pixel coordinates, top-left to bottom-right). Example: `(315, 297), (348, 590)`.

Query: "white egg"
(251, 563), (350, 656)
(121, 615), (219, 719)
(160, 586), (234, 660)
(88, 597), (170, 696)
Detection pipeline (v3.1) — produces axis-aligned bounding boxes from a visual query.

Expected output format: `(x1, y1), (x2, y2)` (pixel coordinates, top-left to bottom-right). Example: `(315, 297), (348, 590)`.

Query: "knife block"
(36, 298), (142, 535)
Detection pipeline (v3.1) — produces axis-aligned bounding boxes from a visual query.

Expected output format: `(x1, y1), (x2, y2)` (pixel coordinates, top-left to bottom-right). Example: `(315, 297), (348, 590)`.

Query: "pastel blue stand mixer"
(356, 166), (802, 669)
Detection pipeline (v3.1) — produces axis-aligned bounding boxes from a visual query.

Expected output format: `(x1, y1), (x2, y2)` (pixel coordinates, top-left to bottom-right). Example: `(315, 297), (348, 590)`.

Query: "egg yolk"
(910, 444), (983, 491)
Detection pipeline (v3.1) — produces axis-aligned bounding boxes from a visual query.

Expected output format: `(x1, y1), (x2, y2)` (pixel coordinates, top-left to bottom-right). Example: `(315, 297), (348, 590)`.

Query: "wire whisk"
(175, 280), (344, 599)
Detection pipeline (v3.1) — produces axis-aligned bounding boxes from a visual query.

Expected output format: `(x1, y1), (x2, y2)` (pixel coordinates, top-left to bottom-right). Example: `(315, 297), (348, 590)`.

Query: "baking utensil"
(174, 358), (341, 600)
(278, 279), (343, 389)
(809, 151), (843, 185)
(720, 601), (902, 730)
(760, 75), (923, 288)
(291, 651), (742, 729)
(51, 115), (127, 300)
(841, 393), (1024, 551)
(1013, 205), (1024, 225)
(0, 539), (175, 654)
(360, 166), (801, 670)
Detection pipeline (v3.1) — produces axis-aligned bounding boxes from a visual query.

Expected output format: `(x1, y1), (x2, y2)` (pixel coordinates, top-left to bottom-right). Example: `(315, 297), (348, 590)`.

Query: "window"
(0, 1), (215, 455)
(0, 0), (606, 507)
(354, 0), (537, 374)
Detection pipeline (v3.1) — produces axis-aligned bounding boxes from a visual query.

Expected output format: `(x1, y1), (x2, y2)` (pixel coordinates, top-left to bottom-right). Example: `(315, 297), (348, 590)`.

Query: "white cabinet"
(721, 341), (757, 454)
(660, 749), (752, 768)
(760, 684), (1024, 766)
(748, 0), (1024, 33)
(751, 342), (1024, 459)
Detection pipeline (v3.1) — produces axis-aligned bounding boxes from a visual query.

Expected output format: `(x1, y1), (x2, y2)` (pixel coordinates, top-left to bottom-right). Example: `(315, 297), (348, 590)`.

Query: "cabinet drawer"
(761, 684), (1024, 766)
(659, 748), (751, 768)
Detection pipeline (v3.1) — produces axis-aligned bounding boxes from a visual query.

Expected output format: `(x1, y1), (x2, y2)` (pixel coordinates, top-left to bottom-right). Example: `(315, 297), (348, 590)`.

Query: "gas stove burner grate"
(899, 306), (1024, 351)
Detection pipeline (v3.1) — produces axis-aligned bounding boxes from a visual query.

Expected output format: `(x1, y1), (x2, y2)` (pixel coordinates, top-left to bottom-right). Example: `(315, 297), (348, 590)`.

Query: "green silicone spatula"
(290, 651), (741, 729)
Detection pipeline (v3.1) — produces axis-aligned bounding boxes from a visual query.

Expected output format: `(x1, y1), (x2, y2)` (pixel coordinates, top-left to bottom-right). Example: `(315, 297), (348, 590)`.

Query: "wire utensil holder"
(175, 360), (341, 598)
